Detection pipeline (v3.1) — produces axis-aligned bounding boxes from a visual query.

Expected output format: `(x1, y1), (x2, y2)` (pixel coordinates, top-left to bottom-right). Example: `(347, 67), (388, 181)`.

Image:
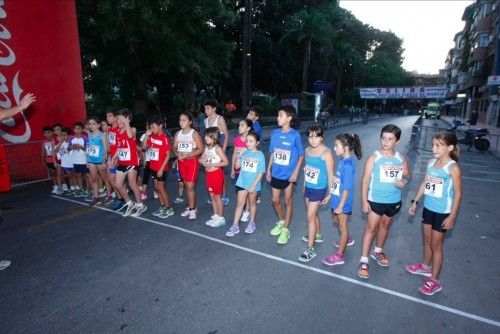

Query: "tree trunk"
(182, 74), (195, 108)
(302, 38), (312, 93)
(157, 74), (174, 115)
(335, 62), (343, 110)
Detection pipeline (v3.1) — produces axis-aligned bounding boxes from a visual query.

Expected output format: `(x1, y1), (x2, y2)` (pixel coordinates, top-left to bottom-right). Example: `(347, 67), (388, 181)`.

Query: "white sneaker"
(0, 260), (11, 271)
(62, 184), (69, 192)
(131, 203), (147, 217)
(180, 208), (191, 217)
(122, 202), (135, 217)
(51, 186), (58, 194)
(188, 209), (197, 220)
(55, 188), (64, 195)
(153, 191), (159, 199)
(210, 216), (226, 228)
(241, 210), (250, 222)
(206, 215), (218, 226)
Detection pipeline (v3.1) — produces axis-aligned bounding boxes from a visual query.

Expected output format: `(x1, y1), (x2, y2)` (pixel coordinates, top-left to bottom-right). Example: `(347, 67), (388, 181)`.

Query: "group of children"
(44, 101), (462, 296)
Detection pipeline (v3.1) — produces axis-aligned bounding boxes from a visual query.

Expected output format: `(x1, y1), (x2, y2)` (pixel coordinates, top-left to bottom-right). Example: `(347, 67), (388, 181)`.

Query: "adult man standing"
(0, 92), (36, 271)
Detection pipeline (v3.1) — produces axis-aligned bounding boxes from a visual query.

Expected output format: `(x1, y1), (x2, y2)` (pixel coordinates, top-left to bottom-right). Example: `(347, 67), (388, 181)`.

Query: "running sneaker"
(222, 194), (229, 206)
(131, 203), (147, 217)
(152, 207), (165, 217)
(301, 234), (324, 243)
(73, 190), (84, 197)
(334, 237), (355, 248)
(99, 186), (106, 195)
(188, 209), (197, 220)
(256, 195), (261, 204)
(371, 251), (390, 267)
(103, 195), (114, 205)
(418, 278), (442, 296)
(358, 262), (369, 279)
(83, 189), (92, 197)
(153, 191), (159, 199)
(210, 216), (226, 228)
(205, 215), (218, 226)
(90, 197), (101, 206)
(322, 252), (345, 266)
(241, 210), (250, 223)
(140, 191), (148, 201)
(225, 224), (240, 237)
(180, 208), (191, 217)
(174, 197), (184, 204)
(158, 207), (174, 219)
(123, 203), (135, 217)
(270, 220), (285, 236)
(405, 263), (432, 277)
(0, 260), (11, 271)
(62, 184), (69, 192)
(277, 228), (290, 245)
(298, 247), (316, 262)
(54, 187), (64, 195)
(84, 195), (94, 202)
(51, 186), (59, 195)
(245, 221), (256, 234)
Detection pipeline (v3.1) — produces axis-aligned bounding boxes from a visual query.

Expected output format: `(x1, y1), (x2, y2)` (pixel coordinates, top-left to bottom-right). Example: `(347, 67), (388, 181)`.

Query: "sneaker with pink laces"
(334, 237), (355, 248)
(418, 277), (442, 296)
(322, 252), (345, 266)
(140, 191), (148, 201)
(405, 263), (432, 277)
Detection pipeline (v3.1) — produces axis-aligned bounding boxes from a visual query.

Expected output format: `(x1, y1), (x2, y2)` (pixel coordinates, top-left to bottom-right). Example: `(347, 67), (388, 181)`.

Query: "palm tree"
(281, 9), (333, 92)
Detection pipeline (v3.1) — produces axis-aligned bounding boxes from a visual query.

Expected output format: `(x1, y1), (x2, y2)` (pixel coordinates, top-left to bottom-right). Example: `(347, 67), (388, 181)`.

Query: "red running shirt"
(116, 130), (139, 166)
(147, 133), (170, 172)
(108, 127), (119, 157)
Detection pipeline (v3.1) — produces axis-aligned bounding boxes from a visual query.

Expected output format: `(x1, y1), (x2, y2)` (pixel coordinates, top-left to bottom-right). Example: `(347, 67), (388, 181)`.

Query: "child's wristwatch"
(410, 199), (419, 205)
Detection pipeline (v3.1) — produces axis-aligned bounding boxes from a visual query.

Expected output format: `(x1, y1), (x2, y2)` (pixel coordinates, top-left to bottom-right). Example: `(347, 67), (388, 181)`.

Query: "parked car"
(423, 102), (441, 119)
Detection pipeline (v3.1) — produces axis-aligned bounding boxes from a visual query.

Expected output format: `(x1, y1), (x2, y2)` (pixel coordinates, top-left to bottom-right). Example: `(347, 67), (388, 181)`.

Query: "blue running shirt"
(423, 159), (456, 214)
(368, 150), (404, 204)
(269, 128), (304, 180)
(236, 150), (266, 191)
(331, 156), (356, 213)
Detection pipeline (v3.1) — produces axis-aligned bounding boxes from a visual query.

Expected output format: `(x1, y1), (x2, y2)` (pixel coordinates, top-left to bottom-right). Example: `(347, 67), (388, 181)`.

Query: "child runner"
(200, 127), (228, 227)
(41, 126), (60, 194)
(99, 120), (114, 204)
(173, 111), (204, 220)
(52, 123), (66, 192)
(143, 115), (174, 219)
(226, 131), (265, 236)
(106, 109), (125, 210)
(247, 106), (263, 139)
(69, 122), (90, 198)
(358, 124), (411, 279)
(86, 117), (110, 205)
(54, 128), (76, 193)
(298, 124), (334, 261)
(172, 159), (185, 204)
(204, 99), (230, 205)
(113, 110), (146, 217)
(406, 132), (462, 296)
(231, 118), (253, 222)
(322, 133), (362, 266)
(267, 105), (305, 244)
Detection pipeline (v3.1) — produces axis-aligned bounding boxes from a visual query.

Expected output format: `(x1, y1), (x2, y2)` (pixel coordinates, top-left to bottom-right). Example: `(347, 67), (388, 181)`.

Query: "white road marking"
(52, 195), (500, 328)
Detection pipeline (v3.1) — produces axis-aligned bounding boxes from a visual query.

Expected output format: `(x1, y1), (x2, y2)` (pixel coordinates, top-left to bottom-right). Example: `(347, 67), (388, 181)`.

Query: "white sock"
(360, 256), (369, 264)
(126, 200), (133, 206)
(374, 247), (383, 253)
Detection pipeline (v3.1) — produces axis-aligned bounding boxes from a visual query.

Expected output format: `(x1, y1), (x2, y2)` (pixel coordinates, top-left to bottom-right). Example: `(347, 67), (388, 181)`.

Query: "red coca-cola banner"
(0, 0), (86, 143)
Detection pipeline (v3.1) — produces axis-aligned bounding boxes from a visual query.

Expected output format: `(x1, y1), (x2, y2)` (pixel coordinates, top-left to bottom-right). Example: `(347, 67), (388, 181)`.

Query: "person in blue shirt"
(358, 124), (411, 279)
(407, 132), (462, 296)
(298, 124), (334, 262)
(247, 106), (263, 139)
(322, 133), (362, 267)
(266, 105), (305, 245)
(226, 132), (266, 237)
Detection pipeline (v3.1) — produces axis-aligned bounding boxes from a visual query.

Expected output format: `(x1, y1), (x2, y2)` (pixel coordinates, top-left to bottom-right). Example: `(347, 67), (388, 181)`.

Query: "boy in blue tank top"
(358, 124), (411, 279)
(266, 105), (305, 245)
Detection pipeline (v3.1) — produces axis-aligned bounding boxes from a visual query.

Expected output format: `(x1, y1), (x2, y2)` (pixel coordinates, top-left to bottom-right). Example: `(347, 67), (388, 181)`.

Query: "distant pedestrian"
(322, 133), (362, 266)
(406, 132), (462, 296)
(358, 124), (411, 279)
(298, 124), (334, 262)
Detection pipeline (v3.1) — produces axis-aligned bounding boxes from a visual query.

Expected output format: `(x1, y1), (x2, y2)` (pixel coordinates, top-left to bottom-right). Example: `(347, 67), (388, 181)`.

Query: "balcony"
(466, 76), (485, 88)
(474, 13), (493, 32)
(469, 47), (488, 63)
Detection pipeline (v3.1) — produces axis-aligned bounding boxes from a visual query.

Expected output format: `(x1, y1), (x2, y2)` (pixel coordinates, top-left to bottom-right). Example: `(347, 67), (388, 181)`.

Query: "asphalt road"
(0, 116), (499, 333)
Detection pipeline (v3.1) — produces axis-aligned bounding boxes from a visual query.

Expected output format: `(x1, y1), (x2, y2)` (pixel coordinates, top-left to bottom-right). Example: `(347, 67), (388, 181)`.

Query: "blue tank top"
(304, 148), (329, 190)
(423, 159), (456, 213)
(87, 132), (105, 164)
(368, 150), (404, 203)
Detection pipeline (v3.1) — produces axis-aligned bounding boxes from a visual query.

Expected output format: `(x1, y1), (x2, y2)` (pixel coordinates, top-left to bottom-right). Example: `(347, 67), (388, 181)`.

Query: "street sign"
(312, 81), (333, 93)
(487, 76), (500, 86)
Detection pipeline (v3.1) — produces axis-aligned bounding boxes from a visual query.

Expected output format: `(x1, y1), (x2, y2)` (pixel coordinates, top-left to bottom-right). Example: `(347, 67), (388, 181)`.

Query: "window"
(475, 33), (490, 48)
(479, 1), (492, 18)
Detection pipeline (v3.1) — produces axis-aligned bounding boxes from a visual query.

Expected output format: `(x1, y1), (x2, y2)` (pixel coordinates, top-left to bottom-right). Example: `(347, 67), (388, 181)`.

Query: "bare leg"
(361, 211), (382, 258)
(430, 230), (445, 279)
(271, 188), (284, 221)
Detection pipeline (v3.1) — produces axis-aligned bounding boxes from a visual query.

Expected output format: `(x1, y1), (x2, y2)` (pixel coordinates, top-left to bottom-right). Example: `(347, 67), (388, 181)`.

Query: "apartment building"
(444, 0), (500, 126)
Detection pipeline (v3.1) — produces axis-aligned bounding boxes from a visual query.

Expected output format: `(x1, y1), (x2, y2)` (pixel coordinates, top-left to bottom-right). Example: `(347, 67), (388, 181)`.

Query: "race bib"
(108, 132), (116, 145)
(424, 175), (444, 198)
(273, 148), (291, 166)
(118, 148), (131, 161)
(147, 148), (160, 161)
(330, 176), (340, 196)
(304, 165), (320, 185)
(241, 157), (258, 173)
(177, 142), (193, 153)
(380, 164), (403, 183)
(86, 145), (100, 157)
(44, 143), (53, 155)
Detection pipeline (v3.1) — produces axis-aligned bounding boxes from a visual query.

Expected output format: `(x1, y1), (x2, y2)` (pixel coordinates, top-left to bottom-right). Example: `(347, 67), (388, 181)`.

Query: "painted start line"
(52, 195), (500, 328)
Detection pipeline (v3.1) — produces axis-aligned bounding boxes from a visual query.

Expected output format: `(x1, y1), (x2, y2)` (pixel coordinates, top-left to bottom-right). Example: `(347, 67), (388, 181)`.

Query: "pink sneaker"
(405, 263), (432, 277)
(322, 252), (345, 266)
(419, 277), (442, 296)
